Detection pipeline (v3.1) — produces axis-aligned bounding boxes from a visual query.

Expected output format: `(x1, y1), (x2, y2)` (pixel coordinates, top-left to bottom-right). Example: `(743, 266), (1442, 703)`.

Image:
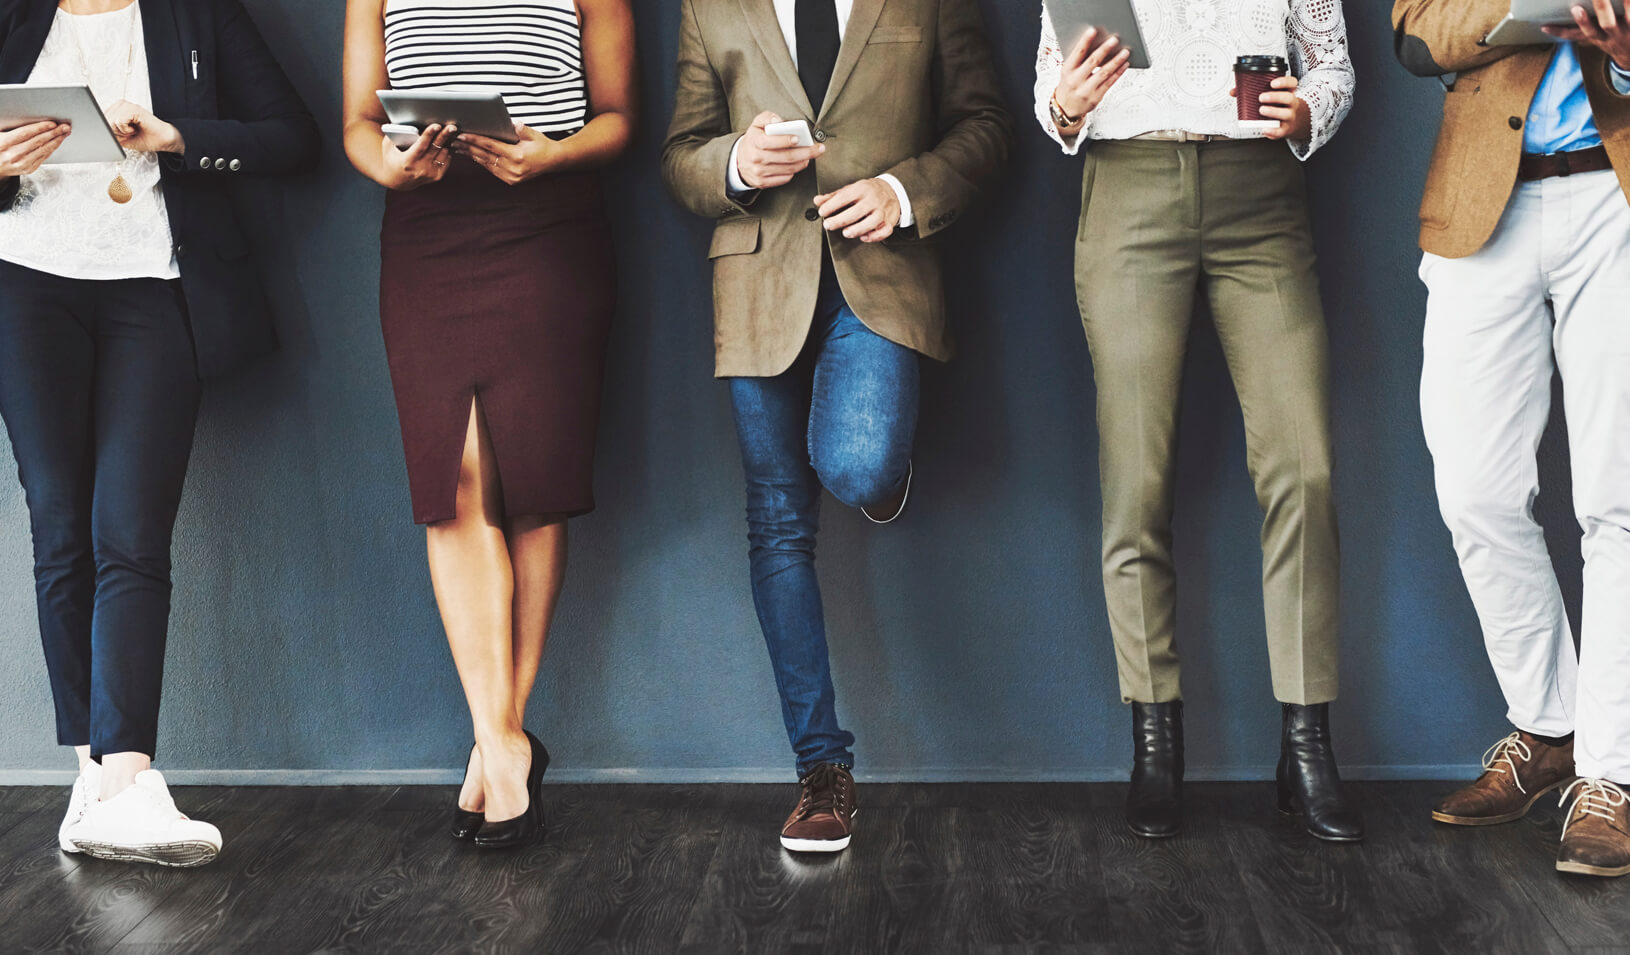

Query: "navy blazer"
(0, 0), (319, 377)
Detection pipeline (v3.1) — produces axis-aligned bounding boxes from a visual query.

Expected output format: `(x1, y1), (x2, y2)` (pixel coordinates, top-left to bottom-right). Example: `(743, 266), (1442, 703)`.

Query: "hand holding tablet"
(0, 84), (124, 167)
(376, 90), (521, 144)
(1045, 0), (1151, 71)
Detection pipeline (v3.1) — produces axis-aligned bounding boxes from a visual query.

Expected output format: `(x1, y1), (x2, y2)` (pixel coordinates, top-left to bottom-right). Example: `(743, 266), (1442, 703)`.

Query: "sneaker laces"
(1481, 732), (1533, 794)
(795, 764), (850, 821)
(1559, 778), (1628, 839)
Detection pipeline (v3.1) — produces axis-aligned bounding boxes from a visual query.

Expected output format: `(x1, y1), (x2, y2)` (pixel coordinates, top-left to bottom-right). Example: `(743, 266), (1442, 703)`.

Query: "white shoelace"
(1481, 732), (1533, 794)
(1559, 778), (1629, 839)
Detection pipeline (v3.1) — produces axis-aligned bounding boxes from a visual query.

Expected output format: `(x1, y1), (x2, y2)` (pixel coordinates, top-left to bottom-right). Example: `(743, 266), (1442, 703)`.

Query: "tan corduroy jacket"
(661, 0), (1011, 378)
(1393, 0), (1630, 258)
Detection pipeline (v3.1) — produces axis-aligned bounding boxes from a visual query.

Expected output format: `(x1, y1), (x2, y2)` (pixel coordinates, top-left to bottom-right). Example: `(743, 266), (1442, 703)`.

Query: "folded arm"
(1392, 0), (1526, 76)
(881, 0), (1013, 239)
(166, 0), (320, 177)
(661, 0), (752, 219)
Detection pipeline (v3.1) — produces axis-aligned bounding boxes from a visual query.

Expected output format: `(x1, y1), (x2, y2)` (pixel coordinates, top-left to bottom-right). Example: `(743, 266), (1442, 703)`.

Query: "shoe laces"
(1559, 778), (1628, 839)
(1481, 732), (1533, 794)
(795, 764), (851, 820)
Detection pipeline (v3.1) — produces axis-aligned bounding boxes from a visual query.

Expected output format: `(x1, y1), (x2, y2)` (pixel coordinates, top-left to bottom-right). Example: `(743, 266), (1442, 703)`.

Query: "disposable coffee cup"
(1235, 55), (1288, 132)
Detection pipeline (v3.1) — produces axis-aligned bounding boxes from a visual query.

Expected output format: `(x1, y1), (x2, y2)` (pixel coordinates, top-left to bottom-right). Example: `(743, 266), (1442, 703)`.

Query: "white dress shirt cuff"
(876, 173), (914, 228)
(1612, 59), (1630, 97)
(726, 136), (755, 198)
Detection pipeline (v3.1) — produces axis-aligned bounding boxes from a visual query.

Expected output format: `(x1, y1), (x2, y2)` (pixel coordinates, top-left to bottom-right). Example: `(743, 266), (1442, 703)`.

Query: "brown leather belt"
(1518, 145), (1613, 181)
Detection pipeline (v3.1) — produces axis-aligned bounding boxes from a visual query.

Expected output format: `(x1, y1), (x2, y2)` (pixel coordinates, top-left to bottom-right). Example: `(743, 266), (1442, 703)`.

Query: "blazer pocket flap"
(868, 26), (922, 43)
(708, 217), (761, 258)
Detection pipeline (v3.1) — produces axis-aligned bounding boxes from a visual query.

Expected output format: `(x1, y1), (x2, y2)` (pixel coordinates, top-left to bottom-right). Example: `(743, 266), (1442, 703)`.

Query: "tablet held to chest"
(376, 89), (521, 144)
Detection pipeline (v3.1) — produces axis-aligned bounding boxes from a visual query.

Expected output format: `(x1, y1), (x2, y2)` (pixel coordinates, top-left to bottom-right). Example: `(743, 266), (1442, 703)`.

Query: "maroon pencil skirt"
(379, 163), (614, 524)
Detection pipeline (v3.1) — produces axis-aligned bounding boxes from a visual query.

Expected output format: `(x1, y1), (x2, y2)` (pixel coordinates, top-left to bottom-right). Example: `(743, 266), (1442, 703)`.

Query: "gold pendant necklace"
(62, 0), (138, 203)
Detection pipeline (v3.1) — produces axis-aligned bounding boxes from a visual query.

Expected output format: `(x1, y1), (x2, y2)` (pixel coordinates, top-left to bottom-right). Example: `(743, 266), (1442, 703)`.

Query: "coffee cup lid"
(1235, 55), (1289, 73)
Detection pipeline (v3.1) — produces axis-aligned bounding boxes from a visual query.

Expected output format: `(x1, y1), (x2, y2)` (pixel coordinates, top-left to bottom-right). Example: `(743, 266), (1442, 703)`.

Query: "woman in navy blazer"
(0, 0), (316, 867)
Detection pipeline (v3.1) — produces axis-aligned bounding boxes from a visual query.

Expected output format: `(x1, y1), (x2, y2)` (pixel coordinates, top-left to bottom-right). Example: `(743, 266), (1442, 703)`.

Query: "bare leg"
(427, 399), (531, 823)
(74, 745), (90, 774)
(100, 752), (152, 800)
(457, 516), (567, 808)
(509, 516), (567, 725)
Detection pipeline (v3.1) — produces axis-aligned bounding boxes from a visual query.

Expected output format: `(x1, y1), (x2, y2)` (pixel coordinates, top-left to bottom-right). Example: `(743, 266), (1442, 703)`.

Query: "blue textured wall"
(0, 1), (1583, 783)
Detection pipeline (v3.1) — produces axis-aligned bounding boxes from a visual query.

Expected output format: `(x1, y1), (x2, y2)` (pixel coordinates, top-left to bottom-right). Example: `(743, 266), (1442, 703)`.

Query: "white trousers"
(1420, 169), (1630, 783)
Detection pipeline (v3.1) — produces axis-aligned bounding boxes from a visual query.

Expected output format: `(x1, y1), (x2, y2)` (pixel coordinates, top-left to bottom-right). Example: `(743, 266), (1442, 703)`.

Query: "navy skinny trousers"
(0, 258), (200, 759)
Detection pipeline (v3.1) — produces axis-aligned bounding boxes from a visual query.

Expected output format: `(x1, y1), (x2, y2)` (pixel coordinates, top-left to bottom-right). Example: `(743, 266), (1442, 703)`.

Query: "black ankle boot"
(1127, 701), (1184, 839)
(1277, 703), (1364, 842)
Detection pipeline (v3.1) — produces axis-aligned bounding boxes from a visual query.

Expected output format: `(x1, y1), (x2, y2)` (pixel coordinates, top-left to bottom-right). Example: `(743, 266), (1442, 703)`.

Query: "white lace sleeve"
(1034, 6), (1090, 156)
(1287, 0), (1355, 160)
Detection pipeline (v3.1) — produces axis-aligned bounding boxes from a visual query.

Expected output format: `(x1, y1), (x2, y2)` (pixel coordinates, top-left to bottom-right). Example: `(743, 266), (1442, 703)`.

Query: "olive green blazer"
(661, 0), (1012, 377)
(1394, 0), (1630, 258)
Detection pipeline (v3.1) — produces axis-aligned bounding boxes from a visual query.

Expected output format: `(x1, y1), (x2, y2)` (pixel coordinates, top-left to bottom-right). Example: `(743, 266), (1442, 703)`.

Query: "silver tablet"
(376, 89), (520, 144)
(1484, 14), (1557, 46)
(1045, 0), (1152, 71)
(0, 84), (124, 164)
(1510, 0), (1624, 24)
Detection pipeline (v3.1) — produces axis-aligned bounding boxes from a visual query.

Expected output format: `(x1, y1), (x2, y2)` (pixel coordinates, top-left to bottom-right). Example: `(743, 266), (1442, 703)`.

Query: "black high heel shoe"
(451, 742), (483, 840)
(473, 730), (550, 850)
(1276, 703), (1364, 842)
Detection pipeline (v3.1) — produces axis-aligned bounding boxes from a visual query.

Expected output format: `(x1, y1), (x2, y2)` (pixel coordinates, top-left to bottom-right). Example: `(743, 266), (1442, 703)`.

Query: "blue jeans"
(728, 274), (919, 776)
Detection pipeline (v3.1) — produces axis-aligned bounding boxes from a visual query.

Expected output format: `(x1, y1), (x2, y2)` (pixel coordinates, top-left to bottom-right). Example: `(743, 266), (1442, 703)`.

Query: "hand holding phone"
(736, 112), (825, 190)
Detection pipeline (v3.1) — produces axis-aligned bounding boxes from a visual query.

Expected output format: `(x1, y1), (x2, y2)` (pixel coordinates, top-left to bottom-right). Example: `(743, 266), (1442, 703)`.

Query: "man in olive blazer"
(662, 0), (1009, 853)
(663, 0), (1010, 377)
(1395, 0), (1630, 878)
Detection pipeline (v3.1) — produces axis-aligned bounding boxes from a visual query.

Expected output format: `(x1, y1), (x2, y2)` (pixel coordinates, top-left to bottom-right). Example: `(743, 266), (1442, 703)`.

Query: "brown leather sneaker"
(780, 763), (855, 853)
(1432, 730), (1576, 826)
(1557, 779), (1630, 877)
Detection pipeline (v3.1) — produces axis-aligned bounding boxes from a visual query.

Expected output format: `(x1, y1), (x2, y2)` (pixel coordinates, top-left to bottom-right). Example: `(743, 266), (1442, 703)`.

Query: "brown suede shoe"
(780, 763), (855, 853)
(1432, 730), (1576, 826)
(1557, 779), (1630, 877)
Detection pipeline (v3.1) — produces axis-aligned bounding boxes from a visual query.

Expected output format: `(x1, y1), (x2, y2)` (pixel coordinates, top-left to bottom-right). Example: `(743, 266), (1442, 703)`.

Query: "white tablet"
(0, 84), (124, 164)
(376, 89), (520, 144)
(1044, 0), (1152, 71)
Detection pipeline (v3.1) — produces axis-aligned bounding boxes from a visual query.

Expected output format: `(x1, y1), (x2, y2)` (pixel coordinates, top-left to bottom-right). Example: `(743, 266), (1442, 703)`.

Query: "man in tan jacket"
(661, 0), (1009, 853)
(1394, 0), (1630, 878)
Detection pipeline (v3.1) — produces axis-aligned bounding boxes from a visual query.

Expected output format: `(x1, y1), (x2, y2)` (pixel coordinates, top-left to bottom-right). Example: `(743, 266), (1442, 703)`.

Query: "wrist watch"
(1049, 93), (1083, 132)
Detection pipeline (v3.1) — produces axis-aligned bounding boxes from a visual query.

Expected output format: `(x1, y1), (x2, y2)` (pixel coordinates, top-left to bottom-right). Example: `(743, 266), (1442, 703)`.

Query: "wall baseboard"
(0, 764), (1479, 787)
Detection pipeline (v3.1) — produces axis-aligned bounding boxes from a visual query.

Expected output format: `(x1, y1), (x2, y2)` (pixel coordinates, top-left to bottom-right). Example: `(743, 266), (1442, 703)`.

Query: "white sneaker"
(57, 761), (102, 853)
(64, 769), (221, 867)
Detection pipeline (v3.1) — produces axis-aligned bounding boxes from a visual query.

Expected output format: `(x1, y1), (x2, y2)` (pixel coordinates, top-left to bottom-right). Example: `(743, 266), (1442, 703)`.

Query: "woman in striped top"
(341, 0), (634, 849)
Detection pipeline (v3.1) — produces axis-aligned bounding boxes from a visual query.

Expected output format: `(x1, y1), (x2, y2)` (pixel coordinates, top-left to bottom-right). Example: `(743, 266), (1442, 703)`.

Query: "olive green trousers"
(1073, 138), (1340, 706)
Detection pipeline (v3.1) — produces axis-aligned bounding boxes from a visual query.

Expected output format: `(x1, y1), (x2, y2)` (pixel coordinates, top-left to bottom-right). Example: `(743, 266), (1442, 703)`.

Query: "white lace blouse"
(1033, 0), (1355, 160)
(0, 3), (178, 281)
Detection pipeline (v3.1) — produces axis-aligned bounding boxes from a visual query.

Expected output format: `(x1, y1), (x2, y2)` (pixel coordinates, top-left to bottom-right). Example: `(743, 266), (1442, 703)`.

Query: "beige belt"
(1132, 129), (1234, 143)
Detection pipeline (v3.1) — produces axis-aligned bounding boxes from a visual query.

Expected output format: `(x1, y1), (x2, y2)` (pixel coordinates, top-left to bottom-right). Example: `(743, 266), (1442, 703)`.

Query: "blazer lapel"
(0, 0), (56, 84)
(738, 0), (814, 118)
(818, 0), (884, 122)
(139, 0), (184, 121)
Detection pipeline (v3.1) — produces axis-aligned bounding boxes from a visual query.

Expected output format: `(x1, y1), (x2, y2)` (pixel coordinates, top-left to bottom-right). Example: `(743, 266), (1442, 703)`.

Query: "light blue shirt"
(1524, 44), (1602, 155)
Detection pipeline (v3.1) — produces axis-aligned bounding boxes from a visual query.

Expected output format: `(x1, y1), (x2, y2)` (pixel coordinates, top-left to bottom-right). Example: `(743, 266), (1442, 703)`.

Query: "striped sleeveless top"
(384, 0), (588, 135)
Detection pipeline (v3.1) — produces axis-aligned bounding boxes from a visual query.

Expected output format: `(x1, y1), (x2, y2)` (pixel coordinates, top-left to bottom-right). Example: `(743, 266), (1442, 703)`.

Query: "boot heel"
(1277, 783), (1297, 816)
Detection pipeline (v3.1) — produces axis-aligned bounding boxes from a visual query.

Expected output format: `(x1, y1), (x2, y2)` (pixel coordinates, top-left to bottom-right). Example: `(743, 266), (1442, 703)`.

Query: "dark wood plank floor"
(0, 782), (1623, 954)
